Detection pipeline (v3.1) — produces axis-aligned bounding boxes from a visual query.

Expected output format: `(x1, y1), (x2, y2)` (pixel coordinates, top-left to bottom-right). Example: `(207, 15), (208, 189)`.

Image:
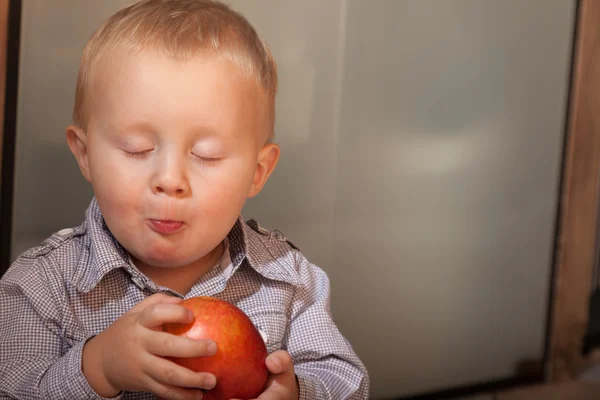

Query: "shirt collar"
(72, 198), (301, 293)
(71, 199), (131, 293)
(230, 216), (302, 286)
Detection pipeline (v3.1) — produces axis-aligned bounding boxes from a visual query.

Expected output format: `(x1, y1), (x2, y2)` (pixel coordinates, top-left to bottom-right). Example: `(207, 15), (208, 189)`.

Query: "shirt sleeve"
(0, 256), (121, 400)
(286, 251), (370, 400)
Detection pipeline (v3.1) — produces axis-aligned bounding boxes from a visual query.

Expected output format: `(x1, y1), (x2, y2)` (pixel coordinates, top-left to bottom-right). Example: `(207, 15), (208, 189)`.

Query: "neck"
(132, 241), (224, 296)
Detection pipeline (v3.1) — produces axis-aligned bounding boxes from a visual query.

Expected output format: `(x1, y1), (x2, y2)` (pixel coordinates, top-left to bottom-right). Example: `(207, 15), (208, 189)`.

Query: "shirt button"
(271, 230), (285, 240)
(57, 228), (74, 236)
(131, 276), (145, 290)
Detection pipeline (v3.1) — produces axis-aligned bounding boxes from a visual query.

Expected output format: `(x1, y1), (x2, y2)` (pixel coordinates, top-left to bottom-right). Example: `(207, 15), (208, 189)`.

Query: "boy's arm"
(0, 257), (119, 400)
(286, 251), (370, 400)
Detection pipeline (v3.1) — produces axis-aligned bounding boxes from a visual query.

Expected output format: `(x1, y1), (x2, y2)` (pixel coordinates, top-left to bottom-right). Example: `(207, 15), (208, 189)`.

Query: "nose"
(151, 153), (190, 198)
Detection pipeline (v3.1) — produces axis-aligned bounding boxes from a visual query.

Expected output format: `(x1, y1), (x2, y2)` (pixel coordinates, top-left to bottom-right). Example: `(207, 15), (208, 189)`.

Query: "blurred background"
(2, 0), (600, 399)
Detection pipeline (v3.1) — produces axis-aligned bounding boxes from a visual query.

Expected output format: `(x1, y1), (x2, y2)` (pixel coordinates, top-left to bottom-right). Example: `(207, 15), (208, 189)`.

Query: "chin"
(134, 242), (189, 267)
(143, 251), (192, 268)
(131, 235), (220, 269)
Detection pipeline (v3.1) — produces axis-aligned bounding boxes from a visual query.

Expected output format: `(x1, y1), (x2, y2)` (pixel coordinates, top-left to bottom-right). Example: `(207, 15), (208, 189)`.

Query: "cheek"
(199, 166), (254, 215)
(89, 151), (145, 216)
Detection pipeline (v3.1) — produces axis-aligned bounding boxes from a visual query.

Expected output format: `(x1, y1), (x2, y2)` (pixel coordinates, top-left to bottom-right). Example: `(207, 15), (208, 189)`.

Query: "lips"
(149, 219), (184, 234)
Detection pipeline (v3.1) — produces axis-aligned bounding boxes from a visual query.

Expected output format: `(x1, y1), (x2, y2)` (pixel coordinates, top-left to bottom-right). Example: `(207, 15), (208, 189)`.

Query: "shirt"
(0, 198), (369, 399)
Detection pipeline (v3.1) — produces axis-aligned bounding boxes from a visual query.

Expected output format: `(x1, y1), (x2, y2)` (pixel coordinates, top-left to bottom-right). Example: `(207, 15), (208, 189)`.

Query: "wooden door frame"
(0, 0), (10, 181)
(547, 0), (600, 382)
(0, 0), (19, 270)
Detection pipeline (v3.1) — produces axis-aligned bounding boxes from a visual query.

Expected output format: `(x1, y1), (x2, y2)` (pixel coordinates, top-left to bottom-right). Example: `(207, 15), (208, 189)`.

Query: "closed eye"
(123, 149), (153, 159)
(192, 153), (222, 163)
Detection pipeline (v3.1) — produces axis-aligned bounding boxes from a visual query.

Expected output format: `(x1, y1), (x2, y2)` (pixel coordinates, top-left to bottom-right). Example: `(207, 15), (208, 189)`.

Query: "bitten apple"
(163, 296), (269, 400)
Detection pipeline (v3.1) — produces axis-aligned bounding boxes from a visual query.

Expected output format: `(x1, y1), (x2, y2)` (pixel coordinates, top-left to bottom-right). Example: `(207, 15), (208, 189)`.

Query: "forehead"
(94, 49), (260, 98)
(88, 50), (268, 133)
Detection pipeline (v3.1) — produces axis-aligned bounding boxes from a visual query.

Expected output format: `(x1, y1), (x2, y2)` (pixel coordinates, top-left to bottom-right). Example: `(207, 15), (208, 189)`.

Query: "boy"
(0, 0), (369, 399)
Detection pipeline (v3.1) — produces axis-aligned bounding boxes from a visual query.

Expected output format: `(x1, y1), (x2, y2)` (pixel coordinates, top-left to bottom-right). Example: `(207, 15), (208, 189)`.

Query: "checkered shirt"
(0, 198), (369, 399)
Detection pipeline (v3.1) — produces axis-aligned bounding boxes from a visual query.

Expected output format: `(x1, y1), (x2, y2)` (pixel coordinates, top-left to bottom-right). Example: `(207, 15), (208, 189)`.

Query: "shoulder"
(0, 225), (88, 328)
(242, 219), (329, 287)
(1, 223), (87, 291)
(245, 219), (300, 250)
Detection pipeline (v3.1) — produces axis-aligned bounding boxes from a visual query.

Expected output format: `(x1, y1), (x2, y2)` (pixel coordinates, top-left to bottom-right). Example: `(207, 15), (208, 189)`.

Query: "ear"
(66, 124), (92, 182)
(248, 143), (280, 198)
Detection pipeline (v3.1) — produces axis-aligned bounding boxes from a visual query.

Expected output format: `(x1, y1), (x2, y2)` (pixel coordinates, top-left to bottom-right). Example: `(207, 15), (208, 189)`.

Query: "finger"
(137, 303), (193, 329)
(147, 380), (204, 400)
(145, 356), (217, 391)
(252, 375), (293, 400)
(265, 350), (294, 375)
(147, 331), (217, 358)
(131, 293), (182, 313)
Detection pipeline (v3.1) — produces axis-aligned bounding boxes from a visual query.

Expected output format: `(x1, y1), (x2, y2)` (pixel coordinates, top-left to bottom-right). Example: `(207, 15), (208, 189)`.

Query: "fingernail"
(207, 341), (217, 355)
(205, 374), (216, 389)
(195, 391), (203, 400)
(187, 310), (194, 321)
(270, 355), (282, 370)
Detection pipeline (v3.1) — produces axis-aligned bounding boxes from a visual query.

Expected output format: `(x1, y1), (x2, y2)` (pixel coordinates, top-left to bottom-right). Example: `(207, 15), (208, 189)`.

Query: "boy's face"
(67, 50), (278, 268)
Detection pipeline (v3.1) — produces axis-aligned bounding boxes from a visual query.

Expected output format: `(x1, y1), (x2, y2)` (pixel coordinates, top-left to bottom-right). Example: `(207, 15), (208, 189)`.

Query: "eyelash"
(193, 154), (222, 164)
(124, 150), (153, 159)
(124, 150), (222, 164)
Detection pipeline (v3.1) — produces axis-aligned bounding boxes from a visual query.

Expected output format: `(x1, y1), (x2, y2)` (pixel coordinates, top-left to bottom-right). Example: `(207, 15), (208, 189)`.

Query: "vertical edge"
(546, 0), (600, 381)
(0, 0), (10, 184)
(0, 0), (20, 273)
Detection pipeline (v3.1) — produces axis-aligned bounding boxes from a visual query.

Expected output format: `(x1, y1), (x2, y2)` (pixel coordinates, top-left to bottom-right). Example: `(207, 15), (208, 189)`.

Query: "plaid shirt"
(0, 198), (369, 399)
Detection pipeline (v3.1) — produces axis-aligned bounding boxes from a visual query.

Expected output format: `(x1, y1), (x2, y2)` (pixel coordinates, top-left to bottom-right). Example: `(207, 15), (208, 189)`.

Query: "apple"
(163, 296), (269, 400)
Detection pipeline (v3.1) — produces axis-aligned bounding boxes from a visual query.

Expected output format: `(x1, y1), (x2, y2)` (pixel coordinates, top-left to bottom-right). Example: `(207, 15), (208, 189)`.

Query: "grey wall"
(12, 1), (576, 398)
(325, 2), (574, 396)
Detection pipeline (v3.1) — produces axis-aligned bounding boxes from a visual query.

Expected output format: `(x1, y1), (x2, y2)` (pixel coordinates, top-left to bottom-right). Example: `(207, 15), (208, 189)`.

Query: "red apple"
(163, 296), (269, 400)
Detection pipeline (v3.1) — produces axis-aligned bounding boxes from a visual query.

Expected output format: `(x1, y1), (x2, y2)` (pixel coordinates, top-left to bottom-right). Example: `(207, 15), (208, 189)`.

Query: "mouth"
(148, 219), (184, 235)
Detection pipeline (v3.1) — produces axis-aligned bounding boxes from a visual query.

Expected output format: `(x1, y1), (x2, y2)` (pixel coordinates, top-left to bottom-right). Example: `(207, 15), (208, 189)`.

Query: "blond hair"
(73, 0), (278, 140)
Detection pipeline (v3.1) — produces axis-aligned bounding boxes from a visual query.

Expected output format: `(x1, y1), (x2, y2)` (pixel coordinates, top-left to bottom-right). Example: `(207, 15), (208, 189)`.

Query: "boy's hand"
(83, 293), (217, 400)
(232, 350), (299, 400)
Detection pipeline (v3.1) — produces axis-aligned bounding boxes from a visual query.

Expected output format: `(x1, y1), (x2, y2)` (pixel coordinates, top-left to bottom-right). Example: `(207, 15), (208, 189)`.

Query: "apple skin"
(163, 296), (269, 400)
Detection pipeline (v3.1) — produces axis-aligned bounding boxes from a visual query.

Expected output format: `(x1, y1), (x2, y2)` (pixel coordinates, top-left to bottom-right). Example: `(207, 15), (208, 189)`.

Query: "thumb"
(266, 350), (294, 375)
(130, 292), (182, 312)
